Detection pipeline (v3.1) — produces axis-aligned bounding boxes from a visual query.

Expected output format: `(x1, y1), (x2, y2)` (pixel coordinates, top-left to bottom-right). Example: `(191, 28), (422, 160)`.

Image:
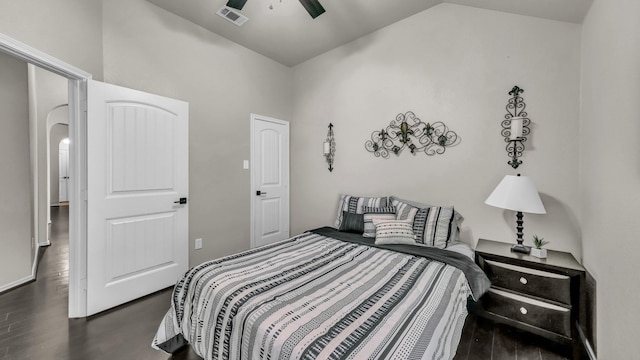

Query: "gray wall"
(102, 0), (293, 266)
(0, 0), (292, 275)
(580, 0), (640, 357)
(0, 0), (103, 291)
(0, 51), (32, 287)
(291, 4), (582, 257)
(0, 0), (103, 80)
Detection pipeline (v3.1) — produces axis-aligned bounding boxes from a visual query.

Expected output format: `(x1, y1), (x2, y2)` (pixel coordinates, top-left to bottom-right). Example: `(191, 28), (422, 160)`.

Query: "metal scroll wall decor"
(364, 111), (460, 159)
(323, 123), (335, 172)
(502, 86), (531, 169)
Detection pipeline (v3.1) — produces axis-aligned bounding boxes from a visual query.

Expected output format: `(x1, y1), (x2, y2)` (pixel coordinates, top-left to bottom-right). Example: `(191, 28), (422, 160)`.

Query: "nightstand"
(473, 239), (586, 358)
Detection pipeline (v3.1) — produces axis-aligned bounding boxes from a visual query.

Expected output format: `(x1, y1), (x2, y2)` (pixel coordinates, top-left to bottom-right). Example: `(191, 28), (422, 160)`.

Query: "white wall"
(580, 0), (640, 356)
(102, 0), (293, 266)
(292, 4), (582, 257)
(0, 51), (32, 288)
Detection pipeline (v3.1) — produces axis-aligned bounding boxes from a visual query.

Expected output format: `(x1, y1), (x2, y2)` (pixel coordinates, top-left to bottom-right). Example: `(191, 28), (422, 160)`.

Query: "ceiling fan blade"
(226, 0), (248, 10)
(298, 0), (325, 19)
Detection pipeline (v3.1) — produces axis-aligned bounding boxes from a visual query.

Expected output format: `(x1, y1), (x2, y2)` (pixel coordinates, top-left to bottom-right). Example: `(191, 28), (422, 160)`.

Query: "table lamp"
(485, 174), (546, 254)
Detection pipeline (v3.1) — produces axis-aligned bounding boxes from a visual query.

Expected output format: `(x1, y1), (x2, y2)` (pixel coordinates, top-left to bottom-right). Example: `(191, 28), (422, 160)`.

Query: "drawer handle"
(519, 277), (528, 285)
(519, 307), (528, 315)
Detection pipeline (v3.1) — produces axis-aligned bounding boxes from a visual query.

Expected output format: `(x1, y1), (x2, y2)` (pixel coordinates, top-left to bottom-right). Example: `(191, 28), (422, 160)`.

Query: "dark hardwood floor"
(453, 315), (570, 360)
(0, 206), (568, 360)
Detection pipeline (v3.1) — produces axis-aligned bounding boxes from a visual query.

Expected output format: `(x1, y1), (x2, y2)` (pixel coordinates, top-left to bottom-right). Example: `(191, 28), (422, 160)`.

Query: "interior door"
(58, 140), (69, 203)
(251, 114), (290, 248)
(86, 80), (189, 315)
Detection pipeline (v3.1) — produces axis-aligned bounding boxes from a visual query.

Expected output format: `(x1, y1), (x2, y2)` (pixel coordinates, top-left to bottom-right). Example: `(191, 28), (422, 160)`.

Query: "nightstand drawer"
(482, 288), (572, 337)
(483, 260), (571, 304)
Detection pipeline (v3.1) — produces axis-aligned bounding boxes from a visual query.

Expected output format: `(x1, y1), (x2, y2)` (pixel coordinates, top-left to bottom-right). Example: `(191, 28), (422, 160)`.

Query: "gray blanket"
(311, 227), (491, 299)
(152, 230), (490, 359)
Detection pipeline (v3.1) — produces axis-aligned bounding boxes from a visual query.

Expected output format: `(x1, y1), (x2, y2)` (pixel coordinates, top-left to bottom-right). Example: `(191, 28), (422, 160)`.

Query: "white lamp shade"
(485, 175), (546, 214)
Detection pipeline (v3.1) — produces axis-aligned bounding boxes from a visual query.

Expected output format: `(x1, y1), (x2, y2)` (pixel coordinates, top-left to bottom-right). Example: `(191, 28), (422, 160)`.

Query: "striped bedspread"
(153, 231), (485, 360)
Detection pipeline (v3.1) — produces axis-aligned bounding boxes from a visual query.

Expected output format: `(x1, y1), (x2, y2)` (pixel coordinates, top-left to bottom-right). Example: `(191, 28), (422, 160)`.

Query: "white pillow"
(363, 212), (396, 238)
(373, 219), (416, 245)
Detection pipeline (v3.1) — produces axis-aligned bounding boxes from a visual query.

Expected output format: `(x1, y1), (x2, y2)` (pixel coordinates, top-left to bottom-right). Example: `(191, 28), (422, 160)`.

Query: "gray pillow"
(338, 211), (364, 233)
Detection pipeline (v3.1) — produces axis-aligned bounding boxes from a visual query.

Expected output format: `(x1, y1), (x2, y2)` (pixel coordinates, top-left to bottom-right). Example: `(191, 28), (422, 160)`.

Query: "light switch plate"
(195, 238), (202, 250)
(243, 160), (249, 169)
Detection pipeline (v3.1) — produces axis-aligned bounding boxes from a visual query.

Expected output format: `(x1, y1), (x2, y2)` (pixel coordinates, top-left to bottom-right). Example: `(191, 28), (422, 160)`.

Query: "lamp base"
(511, 244), (531, 254)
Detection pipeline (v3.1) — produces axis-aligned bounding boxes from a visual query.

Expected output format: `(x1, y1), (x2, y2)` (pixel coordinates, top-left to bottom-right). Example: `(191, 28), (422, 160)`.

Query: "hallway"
(0, 206), (197, 360)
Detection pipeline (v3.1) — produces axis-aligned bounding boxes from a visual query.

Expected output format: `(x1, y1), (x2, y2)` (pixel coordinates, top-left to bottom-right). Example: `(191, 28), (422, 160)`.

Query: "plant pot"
(530, 248), (547, 258)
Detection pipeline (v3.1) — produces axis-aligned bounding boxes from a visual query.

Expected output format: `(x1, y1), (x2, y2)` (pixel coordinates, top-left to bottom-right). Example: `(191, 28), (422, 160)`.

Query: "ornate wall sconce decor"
(502, 86), (531, 169)
(364, 111), (460, 159)
(323, 123), (335, 172)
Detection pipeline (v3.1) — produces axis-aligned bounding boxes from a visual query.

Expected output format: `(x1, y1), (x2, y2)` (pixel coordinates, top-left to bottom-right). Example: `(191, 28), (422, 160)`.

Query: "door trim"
(250, 113), (290, 248)
(0, 33), (91, 317)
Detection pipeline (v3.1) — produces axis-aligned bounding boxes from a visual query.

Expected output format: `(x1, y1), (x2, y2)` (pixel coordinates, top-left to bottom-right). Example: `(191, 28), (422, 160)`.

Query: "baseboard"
(0, 240), (46, 294)
(32, 244), (41, 275)
(0, 273), (35, 294)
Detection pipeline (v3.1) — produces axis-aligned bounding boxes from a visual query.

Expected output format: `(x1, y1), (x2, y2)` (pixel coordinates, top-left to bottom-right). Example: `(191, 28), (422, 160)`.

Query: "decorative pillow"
(362, 206), (397, 238)
(338, 211), (364, 233)
(373, 219), (416, 245)
(390, 196), (463, 249)
(334, 194), (388, 229)
(395, 202), (418, 223)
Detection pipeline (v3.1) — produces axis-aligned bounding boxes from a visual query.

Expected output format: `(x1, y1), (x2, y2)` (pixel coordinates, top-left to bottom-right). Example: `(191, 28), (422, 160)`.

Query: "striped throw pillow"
(391, 197), (462, 249)
(362, 206), (397, 238)
(334, 195), (388, 229)
(395, 202), (418, 223)
(373, 219), (416, 245)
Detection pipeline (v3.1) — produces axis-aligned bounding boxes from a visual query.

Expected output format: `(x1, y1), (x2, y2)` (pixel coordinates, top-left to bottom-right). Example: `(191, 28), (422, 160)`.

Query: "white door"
(86, 80), (189, 315)
(58, 139), (69, 203)
(251, 114), (290, 248)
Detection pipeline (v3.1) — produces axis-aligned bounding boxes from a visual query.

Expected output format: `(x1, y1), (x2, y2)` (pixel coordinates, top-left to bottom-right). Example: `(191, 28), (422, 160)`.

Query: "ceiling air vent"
(217, 6), (248, 26)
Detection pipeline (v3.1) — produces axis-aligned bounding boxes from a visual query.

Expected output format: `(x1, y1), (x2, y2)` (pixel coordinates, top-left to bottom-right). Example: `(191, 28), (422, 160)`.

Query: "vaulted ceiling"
(146, 0), (593, 67)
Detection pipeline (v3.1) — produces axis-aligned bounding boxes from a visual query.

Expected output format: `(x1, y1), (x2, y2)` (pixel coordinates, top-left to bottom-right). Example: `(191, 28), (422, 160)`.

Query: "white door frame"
(0, 33), (90, 317)
(249, 113), (290, 248)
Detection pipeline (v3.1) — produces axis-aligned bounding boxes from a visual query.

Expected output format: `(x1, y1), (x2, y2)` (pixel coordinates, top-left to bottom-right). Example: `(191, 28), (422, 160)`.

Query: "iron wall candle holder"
(323, 123), (335, 172)
(502, 86), (531, 169)
(364, 111), (460, 159)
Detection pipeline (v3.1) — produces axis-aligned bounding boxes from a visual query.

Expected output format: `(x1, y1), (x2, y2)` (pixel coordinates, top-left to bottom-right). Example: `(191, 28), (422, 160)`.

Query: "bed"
(152, 196), (490, 360)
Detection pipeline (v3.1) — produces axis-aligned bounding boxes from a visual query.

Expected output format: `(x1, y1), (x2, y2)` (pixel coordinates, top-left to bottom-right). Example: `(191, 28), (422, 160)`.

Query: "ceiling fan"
(226, 0), (325, 19)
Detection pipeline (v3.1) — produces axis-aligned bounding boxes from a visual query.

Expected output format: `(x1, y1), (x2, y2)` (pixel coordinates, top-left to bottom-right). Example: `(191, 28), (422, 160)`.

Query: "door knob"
(174, 197), (187, 204)
(256, 191), (267, 196)
(519, 307), (528, 315)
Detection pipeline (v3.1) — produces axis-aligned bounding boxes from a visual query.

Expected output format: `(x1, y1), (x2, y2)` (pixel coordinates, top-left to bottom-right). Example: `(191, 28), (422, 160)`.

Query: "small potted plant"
(530, 234), (548, 258)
